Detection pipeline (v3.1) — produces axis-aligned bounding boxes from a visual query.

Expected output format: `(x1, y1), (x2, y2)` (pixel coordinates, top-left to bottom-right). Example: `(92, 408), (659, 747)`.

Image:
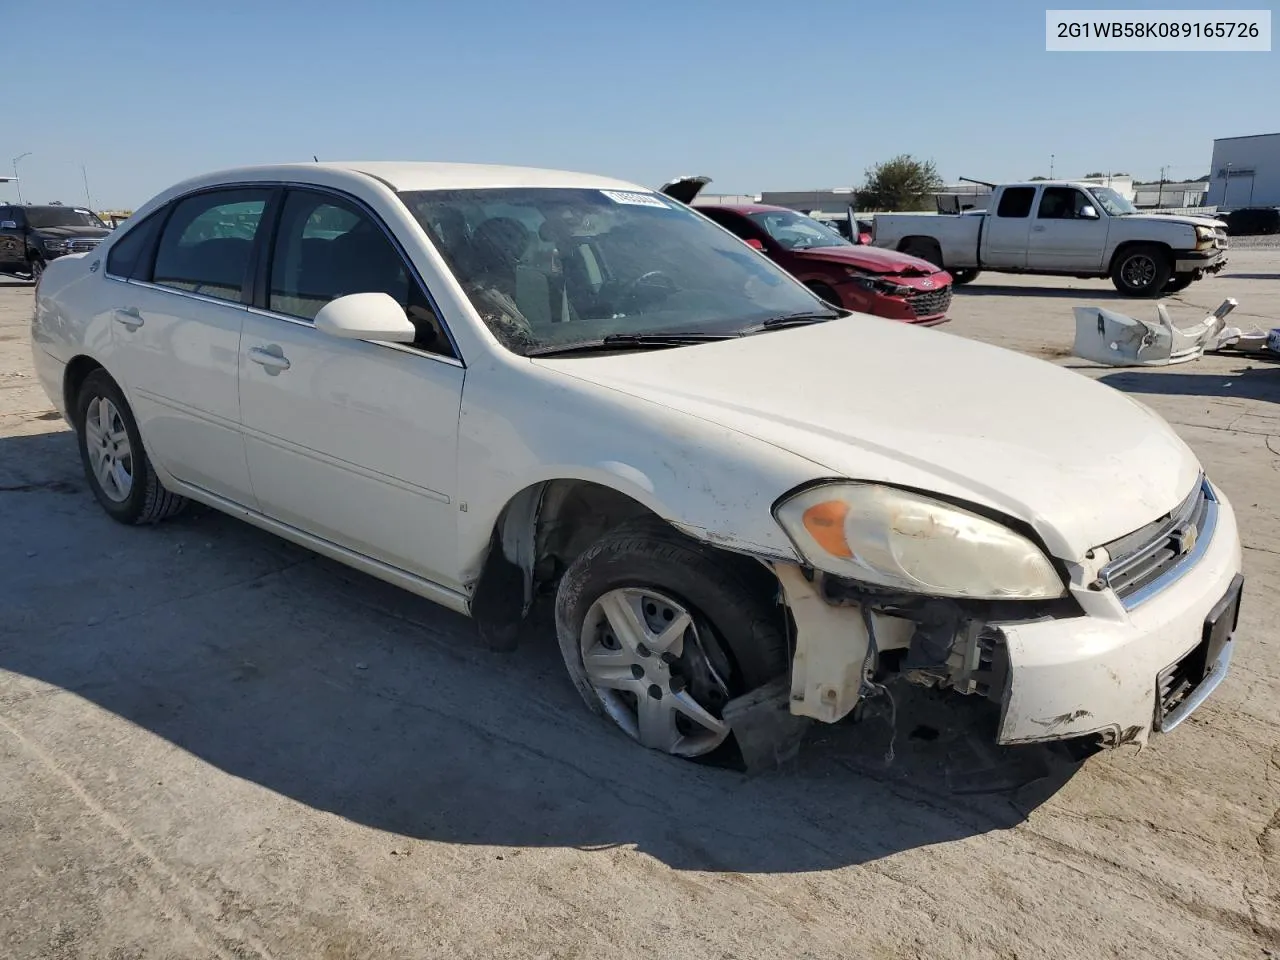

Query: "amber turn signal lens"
(801, 500), (852, 558)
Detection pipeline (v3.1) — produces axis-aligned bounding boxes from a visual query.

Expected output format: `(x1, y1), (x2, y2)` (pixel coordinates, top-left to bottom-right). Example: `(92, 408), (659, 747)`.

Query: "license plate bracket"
(1186, 574), (1244, 684)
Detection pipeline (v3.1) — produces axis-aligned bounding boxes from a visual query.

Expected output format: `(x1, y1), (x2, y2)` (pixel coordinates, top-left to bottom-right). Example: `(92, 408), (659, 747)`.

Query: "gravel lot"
(2, 253), (1278, 960)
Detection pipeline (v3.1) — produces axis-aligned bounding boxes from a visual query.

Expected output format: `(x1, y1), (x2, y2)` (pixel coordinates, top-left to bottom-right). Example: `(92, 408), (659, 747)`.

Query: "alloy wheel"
(578, 587), (732, 757)
(83, 396), (134, 502)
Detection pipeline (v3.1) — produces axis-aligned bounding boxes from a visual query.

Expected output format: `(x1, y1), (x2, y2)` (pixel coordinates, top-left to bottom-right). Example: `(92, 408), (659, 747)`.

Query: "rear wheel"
(949, 268), (980, 286)
(1111, 245), (1172, 297)
(554, 519), (788, 760)
(901, 239), (944, 269)
(75, 370), (188, 525)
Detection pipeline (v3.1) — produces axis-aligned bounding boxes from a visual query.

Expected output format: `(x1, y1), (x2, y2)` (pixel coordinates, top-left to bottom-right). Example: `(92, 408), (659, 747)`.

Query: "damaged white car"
(31, 162), (1244, 764)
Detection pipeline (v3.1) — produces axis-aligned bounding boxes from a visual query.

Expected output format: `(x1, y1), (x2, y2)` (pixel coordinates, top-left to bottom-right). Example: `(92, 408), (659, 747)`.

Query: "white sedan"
(31, 162), (1244, 763)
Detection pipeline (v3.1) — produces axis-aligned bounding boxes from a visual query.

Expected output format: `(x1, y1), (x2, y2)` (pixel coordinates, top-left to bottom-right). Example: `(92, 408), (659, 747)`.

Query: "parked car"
(872, 181), (1229, 296)
(1222, 207), (1280, 237)
(661, 177), (952, 325)
(808, 212), (874, 246)
(0, 203), (111, 281)
(32, 162), (1244, 764)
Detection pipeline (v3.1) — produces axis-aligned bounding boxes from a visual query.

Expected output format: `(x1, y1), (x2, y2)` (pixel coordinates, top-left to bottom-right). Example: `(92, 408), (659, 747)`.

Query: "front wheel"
(949, 268), (980, 286)
(554, 519), (788, 760)
(27, 257), (45, 284)
(1111, 245), (1172, 297)
(75, 370), (188, 525)
(805, 281), (842, 307)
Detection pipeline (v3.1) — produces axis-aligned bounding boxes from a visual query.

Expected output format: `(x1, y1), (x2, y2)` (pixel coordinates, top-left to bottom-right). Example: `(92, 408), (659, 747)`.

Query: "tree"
(1083, 171), (1105, 178)
(1029, 176), (1050, 181)
(859, 155), (943, 211)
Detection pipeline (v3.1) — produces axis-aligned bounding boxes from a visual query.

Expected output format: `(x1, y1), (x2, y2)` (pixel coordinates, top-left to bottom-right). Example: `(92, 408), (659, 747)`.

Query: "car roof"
(170, 161), (647, 194)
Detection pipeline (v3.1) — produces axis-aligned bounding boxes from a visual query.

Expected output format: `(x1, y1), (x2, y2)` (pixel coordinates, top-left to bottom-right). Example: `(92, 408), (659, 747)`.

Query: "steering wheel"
(617, 270), (677, 311)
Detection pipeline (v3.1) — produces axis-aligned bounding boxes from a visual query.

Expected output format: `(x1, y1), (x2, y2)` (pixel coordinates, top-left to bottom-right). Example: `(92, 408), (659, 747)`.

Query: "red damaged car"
(660, 177), (952, 325)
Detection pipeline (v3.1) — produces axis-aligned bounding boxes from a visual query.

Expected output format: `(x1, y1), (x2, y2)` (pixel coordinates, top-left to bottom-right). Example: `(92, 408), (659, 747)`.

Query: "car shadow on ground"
(1222, 273), (1280, 280)
(0, 430), (1083, 874)
(953, 284), (1125, 299)
(1097, 364), (1280, 402)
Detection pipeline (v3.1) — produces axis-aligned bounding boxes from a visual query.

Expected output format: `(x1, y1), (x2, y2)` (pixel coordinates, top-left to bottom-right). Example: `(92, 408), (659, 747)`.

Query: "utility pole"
(81, 164), (93, 210)
(12, 152), (31, 203)
(1157, 165), (1166, 207)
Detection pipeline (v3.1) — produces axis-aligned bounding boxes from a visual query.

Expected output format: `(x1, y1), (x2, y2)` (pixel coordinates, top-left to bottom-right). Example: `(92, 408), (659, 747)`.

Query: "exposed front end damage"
(767, 485), (1242, 755)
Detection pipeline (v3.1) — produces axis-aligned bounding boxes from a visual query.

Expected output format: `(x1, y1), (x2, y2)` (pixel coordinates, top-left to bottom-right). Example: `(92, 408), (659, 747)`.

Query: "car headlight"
(774, 482), (1066, 600)
(42, 238), (68, 251)
(845, 269), (913, 297)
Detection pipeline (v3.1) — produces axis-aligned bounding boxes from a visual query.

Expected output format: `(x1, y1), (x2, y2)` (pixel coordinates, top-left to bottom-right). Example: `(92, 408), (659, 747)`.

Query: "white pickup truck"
(872, 181), (1229, 297)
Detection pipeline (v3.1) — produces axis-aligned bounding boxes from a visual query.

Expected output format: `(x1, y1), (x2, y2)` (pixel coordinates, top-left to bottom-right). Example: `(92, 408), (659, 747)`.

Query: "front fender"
(454, 356), (823, 583)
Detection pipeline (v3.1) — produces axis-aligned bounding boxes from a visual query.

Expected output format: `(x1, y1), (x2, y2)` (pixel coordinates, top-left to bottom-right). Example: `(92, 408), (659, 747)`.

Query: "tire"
(554, 518), (788, 760)
(27, 257), (45, 284)
(1111, 245), (1172, 297)
(949, 268), (980, 286)
(901, 239), (944, 269)
(805, 281), (842, 307)
(1165, 272), (1194, 293)
(74, 369), (188, 525)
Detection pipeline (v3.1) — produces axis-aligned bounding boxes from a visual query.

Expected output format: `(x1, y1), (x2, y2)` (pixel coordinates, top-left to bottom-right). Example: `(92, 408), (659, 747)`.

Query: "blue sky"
(7, 0), (1277, 208)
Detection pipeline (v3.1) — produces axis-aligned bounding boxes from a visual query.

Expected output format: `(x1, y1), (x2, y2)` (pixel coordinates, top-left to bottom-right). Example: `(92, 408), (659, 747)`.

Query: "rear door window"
(996, 187), (1035, 218)
(152, 189), (271, 301)
(105, 211), (166, 280)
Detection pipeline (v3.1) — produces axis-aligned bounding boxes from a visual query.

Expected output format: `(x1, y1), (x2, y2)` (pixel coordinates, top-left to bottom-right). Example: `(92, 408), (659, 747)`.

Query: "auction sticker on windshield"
(600, 190), (672, 209)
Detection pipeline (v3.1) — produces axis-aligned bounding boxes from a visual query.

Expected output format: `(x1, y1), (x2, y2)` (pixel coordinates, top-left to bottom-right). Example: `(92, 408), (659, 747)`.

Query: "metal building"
(1205, 133), (1280, 210)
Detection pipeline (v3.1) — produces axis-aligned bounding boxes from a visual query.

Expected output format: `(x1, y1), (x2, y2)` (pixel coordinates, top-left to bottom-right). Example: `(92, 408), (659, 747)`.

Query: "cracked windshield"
(400, 187), (825, 354)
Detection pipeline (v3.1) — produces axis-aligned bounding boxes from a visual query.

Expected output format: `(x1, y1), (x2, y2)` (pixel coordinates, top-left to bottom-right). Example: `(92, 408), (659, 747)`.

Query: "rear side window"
(996, 187), (1035, 218)
(105, 212), (165, 280)
(152, 189), (271, 302)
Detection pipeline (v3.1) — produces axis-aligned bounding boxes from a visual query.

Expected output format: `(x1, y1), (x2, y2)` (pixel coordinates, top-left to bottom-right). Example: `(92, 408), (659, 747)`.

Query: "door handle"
(1032, 225), (1047, 232)
(247, 345), (291, 372)
(113, 307), (144, 330)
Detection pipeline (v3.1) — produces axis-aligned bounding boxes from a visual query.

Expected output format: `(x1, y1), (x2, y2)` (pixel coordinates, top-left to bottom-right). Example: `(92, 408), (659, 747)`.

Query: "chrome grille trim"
(1097, 476), (1215, 609)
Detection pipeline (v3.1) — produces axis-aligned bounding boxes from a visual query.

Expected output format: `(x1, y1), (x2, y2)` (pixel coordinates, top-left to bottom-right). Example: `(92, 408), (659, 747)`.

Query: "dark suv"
(0, 204), (110, 282)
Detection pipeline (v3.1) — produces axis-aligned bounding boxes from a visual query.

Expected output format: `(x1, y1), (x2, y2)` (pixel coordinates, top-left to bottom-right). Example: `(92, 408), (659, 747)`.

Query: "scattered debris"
(1073, 298), (1245, 366)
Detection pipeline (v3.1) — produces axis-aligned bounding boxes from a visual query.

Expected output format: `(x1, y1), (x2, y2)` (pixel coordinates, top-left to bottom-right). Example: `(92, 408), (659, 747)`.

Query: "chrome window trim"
(244, 305), (464, 368)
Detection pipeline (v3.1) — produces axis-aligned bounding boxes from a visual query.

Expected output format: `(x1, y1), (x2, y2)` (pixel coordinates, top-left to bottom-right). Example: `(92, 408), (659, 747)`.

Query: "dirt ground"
(1, 252), (1278, 960)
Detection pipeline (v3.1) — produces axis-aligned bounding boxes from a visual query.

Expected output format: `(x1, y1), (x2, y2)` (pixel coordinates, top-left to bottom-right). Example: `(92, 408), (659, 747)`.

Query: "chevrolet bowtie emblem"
(1177, 523), (1198, 555)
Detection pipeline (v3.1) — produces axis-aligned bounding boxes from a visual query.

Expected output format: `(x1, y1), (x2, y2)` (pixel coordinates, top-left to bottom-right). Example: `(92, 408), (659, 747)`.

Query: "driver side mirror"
(1079, 205), (1099, 220)
(314, 292), (416, 343)
(0, 221), (17, 230)
(745, 238), (766, 251)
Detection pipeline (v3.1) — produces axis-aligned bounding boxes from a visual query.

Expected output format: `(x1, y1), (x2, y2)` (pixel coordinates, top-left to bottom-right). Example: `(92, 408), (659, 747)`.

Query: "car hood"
(32, 225), (110, 239)
(1122, 212), (1227, 230)
(536, 318), (1200, 558)
(791, 244), (941, 276)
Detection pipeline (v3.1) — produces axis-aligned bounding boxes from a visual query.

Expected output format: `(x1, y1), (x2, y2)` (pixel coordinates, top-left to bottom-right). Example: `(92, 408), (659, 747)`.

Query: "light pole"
(12, 152), (31, 203)
(1049, 154), (1055, 178)
(80, 164), (93, 209)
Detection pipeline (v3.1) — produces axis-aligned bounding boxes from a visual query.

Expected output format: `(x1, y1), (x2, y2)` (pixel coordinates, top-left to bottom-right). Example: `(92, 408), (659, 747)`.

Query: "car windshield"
(24, 206), (106, 229)
(1089, 187), (1137, 217)
(747, 210), (851, 250)
(399, 187), (825, 355)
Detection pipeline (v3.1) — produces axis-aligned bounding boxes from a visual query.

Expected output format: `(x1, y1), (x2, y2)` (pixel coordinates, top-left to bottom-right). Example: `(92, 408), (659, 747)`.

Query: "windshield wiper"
(525, 332), (737, 357)
(741, 310), (842, 333)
